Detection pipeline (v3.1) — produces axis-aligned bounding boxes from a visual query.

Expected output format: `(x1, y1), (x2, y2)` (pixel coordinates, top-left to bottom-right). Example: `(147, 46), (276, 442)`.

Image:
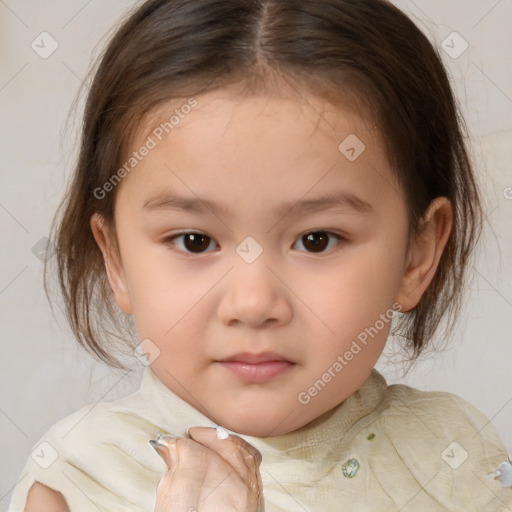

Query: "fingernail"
(149, 439), (161, 453)
(149, 436), (178, 469)
(151, 432), (181, 445)
(216, 426), (229, 439)
(149, 439), (169, 465)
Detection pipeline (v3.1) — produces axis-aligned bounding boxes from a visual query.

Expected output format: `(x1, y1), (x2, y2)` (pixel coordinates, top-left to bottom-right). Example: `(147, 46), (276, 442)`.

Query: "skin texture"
(153, 427), (264, 511)
(25, 482), (69, 511)
(90, 84), (454, 511)
(91, 85), (453, 439)
(23, 428), (264, 512)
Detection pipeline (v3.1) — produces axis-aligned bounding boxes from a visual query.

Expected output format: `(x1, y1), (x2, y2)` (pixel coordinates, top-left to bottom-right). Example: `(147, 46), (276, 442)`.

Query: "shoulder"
(10, 377), (164, 511)
(374, 380), (512, 509)
(35, 378), (163, 464)
(381, 381), (504, 449)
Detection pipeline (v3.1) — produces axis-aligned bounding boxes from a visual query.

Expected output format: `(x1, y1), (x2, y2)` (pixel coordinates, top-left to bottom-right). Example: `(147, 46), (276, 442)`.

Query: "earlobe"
(396, 197), (453, 312)
(90, 213), (133, 315)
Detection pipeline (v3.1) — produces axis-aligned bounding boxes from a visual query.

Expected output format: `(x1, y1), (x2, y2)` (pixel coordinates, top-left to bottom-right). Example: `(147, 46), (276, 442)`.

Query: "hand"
(152, 426), (265, 512)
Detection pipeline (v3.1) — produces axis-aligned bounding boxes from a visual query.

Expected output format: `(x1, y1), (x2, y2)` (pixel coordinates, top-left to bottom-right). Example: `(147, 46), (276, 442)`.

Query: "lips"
(218, 351), (293, 364)
(216, 352), (295, 383)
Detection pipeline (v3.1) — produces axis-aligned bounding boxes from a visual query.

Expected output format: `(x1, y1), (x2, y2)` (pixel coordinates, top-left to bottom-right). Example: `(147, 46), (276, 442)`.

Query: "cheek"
(116, 243), (179, 332)
(119, 244), (215, 359)
(311, 246), (403, 319)
(293, 242), (405, 366)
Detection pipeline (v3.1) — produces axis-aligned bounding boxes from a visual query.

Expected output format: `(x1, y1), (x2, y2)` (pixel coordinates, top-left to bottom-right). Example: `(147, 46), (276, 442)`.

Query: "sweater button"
(342, 458), (360, 478)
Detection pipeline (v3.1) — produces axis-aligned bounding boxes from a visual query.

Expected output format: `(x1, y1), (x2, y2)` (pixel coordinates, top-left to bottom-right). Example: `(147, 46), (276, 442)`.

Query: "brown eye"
(184, 233), (211, 252)
(165, 232), (216, 253)
(296, 231), (343, 253)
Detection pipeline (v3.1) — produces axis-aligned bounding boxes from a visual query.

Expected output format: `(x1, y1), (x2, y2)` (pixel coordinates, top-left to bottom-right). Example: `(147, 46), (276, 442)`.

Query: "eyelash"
(162, 230), (346, 255)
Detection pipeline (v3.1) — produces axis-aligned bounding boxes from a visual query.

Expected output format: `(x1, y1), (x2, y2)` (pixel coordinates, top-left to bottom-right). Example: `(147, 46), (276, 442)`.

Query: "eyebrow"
(143, 190), (374, 218)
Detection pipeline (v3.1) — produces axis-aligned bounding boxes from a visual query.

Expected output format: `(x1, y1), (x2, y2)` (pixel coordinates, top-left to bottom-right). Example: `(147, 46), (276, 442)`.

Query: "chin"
(221, 412), (306, 438)
(231, 423), (288, 438)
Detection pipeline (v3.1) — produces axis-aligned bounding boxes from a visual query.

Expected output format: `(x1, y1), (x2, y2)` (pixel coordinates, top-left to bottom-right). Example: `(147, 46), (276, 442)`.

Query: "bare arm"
(24, 482), (69, 512)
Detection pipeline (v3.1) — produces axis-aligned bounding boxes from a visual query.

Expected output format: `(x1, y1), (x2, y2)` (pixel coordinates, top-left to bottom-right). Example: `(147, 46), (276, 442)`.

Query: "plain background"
(0, 0), (511, 508)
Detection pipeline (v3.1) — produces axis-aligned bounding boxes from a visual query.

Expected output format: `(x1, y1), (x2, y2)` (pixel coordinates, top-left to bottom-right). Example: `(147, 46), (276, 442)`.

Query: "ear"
(90, 213), (133, 315)
(395, 197), (453, 312)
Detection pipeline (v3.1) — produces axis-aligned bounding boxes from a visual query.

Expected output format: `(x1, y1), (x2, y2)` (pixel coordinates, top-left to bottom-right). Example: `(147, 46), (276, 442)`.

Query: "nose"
(217, 253), (292, 329)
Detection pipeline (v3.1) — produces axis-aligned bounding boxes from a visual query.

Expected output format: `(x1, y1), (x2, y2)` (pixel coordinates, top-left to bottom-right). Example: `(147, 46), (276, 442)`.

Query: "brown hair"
(46, 0), (483, 370)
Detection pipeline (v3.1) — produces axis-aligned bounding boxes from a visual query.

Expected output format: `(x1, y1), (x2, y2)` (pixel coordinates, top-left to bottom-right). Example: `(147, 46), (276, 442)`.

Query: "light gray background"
(1, 0), (511, 508)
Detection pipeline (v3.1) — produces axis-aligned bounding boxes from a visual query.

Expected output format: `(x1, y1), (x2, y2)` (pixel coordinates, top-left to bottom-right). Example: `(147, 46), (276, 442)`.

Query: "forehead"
(116, 87), (403, 218)
(138, 86), (375, 146)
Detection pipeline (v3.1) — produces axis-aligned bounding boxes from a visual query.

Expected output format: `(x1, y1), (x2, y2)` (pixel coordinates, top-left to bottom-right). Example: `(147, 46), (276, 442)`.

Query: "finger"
(155, 469), (198, 512)
(190, 426), (263, 467)
(149, 434), (183, 469)
(187, 426), (263, 476)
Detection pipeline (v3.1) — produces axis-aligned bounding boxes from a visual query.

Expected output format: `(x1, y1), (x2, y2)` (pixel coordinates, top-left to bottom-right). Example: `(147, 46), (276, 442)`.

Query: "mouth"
(215, 352), (296, 383)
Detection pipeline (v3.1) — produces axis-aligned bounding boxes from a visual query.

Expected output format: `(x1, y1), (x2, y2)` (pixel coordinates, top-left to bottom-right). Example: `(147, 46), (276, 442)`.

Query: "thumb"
(188, 426), (262, 475)
(155, 468), (192, 511)
(156, 468), (172, 495)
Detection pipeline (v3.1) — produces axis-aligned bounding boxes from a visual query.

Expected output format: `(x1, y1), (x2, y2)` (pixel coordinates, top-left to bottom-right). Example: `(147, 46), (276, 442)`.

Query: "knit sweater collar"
(138, 365), (388, 460)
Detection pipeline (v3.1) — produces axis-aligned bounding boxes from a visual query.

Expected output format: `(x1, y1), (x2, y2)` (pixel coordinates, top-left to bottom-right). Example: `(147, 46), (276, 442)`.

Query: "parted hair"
(46, 0), (483, 370)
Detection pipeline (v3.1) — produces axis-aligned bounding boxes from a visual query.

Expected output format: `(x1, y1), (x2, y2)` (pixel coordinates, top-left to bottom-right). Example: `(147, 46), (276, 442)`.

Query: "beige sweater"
(8, 366), (512, 511)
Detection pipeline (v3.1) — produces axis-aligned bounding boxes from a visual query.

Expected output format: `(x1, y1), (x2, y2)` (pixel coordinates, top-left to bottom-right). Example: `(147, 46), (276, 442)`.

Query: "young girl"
(9, 0), (512, 510)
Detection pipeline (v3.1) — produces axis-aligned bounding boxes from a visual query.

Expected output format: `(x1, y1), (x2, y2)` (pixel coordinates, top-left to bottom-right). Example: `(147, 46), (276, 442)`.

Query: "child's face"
(94, 87), (417, 437)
